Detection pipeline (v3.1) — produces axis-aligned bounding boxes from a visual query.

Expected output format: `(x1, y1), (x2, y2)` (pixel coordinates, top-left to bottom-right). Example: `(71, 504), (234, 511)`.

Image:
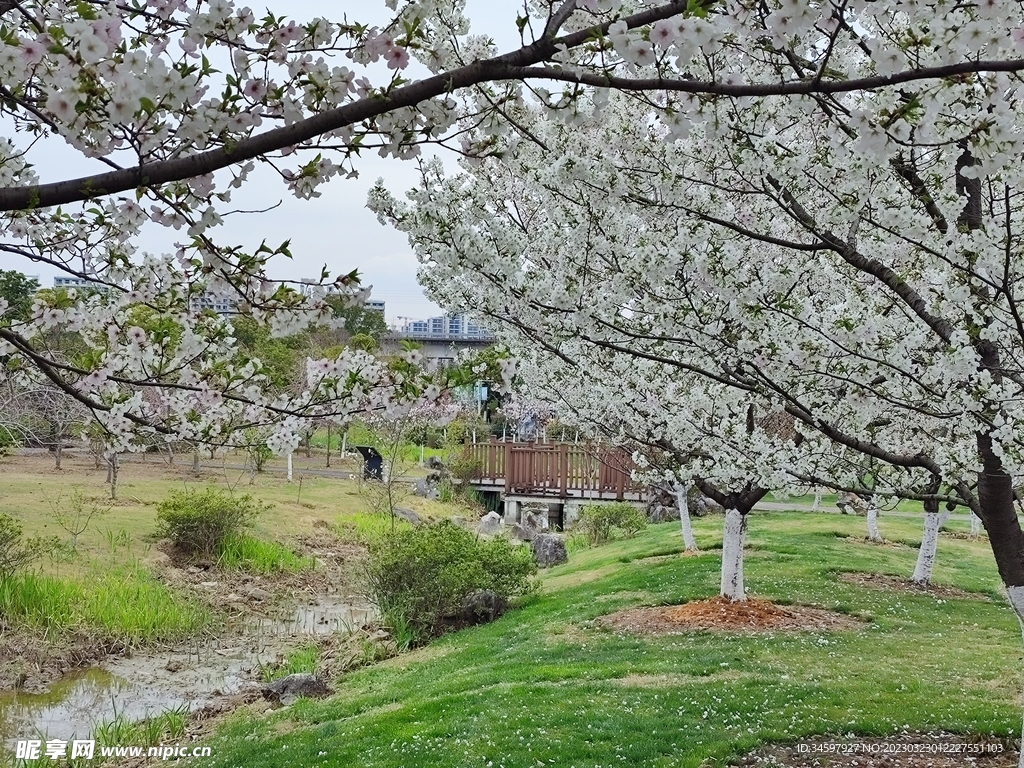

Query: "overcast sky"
(3, 1), (522, 324)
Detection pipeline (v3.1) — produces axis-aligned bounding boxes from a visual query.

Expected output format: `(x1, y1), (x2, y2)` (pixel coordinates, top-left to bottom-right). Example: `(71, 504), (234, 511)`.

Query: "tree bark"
(674, 484), (698, 552)
(54, 443), (62, 471)
(720, 508), (746, 601)
(912, 510), (951, 585)
(813, 488), (822, 512)
(326, 424), (332, 468)
(971, 513), (982, 537)
(287, 451), (294, 483)
(866, 497), (882, 542)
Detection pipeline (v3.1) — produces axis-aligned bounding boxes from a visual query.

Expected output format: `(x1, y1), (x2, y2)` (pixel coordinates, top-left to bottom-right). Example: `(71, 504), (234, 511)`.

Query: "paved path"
(752, 500), (976, 520)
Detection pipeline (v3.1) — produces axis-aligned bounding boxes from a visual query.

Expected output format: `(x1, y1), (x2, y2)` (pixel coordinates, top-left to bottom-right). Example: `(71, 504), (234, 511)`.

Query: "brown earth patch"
(838, 571), (989, 600)
(610, 670), (746, 688)
(600, 597), (861, 635)
(733, 731), (1015, 767)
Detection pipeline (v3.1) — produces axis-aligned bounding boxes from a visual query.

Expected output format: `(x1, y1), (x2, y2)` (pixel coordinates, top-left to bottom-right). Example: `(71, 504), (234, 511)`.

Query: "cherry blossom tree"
(3, 0), (1024, 460)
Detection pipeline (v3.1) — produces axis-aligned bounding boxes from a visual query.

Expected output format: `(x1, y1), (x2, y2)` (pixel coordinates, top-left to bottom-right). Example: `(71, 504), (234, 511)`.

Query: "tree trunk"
(341, 433), (347, 457)
(107, 453), (119, 500)
(674, 484), (698, 552)
(54, 444), (62, 471)
(971, 513), (982, 537)
(912, 510), (951, 585)
(192, 449), (200, 474)
(326, 424), (332, 468)
(720, 508), (746, 601)
(287, 451), (293, 483)
(813, 488), (822, 512)
(305, 431), (312, 459)
(866, 498), (882, 542)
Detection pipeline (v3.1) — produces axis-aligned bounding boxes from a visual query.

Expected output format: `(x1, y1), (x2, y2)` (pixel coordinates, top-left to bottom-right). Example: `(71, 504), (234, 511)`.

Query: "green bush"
(0, 513), (54, 580)
(448, 448), (483, 485)
(365, 521), (536, 646)
(0, 426), (15, 456)
(155, 488), (268, 556)
(576, 502), (647, 546)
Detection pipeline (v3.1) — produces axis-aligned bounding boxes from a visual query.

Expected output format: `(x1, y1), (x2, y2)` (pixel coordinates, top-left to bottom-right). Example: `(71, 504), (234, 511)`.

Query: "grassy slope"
(204, 512), (1019, 768)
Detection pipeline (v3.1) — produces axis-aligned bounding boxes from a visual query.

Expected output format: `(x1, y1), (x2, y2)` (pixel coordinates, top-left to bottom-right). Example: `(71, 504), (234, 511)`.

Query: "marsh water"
(0, 597), (375, 745)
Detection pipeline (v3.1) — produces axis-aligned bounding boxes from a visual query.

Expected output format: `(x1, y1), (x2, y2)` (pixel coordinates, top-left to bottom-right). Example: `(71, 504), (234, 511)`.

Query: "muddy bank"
(0, 527), (382, 745)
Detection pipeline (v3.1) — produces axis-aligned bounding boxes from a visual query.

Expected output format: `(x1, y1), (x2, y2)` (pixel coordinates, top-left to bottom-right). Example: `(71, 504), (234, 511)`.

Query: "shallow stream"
(0, 597), (375, 745)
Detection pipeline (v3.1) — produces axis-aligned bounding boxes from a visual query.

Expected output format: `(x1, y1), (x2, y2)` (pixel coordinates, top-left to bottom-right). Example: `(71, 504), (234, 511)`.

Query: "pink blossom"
(384, 45), (409, 70)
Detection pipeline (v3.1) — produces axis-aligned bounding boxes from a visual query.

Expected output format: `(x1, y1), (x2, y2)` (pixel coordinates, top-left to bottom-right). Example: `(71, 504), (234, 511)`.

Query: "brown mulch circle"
(839, 571), (989, 600)
(600, 597), (862, 634)
(732, 731), (1016, 767)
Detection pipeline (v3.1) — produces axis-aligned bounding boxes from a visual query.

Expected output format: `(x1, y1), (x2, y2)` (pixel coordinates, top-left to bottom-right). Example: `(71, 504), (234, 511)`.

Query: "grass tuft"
(215, 533), (312, 574)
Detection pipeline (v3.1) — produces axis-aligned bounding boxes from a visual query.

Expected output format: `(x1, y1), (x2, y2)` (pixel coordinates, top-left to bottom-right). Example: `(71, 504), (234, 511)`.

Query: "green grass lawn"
(202, 512), (1019, 768)
(0, 453), (478, 565)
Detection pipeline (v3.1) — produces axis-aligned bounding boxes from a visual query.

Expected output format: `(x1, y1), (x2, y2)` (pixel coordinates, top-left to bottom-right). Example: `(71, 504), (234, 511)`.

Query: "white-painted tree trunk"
(341, 433), (347, 457)
(971, 513), (983, 537)
(912, 511), (951, 584)
(674, 485), (698, 552)
(720, 508), (746, 602)
(286, 451), (294, 483)
(812, 488), (822, 512)
(866, 498), (882, 542)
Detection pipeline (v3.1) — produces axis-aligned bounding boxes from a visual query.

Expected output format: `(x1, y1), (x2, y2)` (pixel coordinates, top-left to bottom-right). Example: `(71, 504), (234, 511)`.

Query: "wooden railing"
(465, 439), (640, 501)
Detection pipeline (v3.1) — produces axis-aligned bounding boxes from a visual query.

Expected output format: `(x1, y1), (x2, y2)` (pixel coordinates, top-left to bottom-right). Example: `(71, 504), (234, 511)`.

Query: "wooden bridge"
(465, 439), (645, 502)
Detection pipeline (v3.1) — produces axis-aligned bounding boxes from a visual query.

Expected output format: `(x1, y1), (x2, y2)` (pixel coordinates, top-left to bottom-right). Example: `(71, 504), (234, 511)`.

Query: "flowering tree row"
(4, 0), (1024, 456)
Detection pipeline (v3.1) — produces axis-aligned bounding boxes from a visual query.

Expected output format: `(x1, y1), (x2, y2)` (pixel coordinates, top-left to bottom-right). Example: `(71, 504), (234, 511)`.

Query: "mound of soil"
(600, 597), (861, 634)
(839, 572), (987, 600)
(733, 731), (1015, 767)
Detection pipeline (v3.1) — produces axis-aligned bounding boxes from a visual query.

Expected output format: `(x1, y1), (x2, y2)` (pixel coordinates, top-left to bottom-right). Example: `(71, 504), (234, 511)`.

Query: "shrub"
(365, 521), (536, 646)
(0, 426), (15, 456)
(155, 488), (268, 556)
(0, 513), (55, 580)
(576, 503), (647, 546)
(448, 448), (483, 485)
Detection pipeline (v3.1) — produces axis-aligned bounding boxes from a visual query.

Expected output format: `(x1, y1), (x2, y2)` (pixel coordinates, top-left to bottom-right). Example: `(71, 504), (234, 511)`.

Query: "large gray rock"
(261, 673), (331, 705)
(532, 534), (568, 568)
(510, 523), (535, 542)
(458, 590), (508, 624)
(477, 511), (502, 536)
(393, 507), (422, 526)
(413, 478), (431, 498)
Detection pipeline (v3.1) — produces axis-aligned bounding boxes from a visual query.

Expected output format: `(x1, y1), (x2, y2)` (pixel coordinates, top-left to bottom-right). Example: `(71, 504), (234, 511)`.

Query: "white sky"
(1, 1), (523, 324)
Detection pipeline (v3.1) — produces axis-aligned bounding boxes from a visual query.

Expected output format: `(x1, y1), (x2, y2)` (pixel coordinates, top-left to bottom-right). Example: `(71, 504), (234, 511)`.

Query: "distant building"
(397, 312), (493, 340)
(299, 278), (385, 315)
(53, 275), (111, 293)
(191, 290), (239, 315)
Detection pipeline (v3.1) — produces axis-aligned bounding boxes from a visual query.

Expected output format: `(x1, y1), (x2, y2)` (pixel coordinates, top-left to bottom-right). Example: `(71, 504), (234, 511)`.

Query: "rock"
(425, 456), (445, 471)
(477, 511), (502, 536)
(261, 673), (331, 705)
(393, 507), (421, 526)
(522, 509), (549, 531)
(247, 587), (272, 602)
(532, 534), (568, 568)
(451, 516), (468, 529)
(510, 523), (535, 542)
(165, 660), (183, 673)
(413, 478), (431, 498)
(458, 590), (507, 624)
